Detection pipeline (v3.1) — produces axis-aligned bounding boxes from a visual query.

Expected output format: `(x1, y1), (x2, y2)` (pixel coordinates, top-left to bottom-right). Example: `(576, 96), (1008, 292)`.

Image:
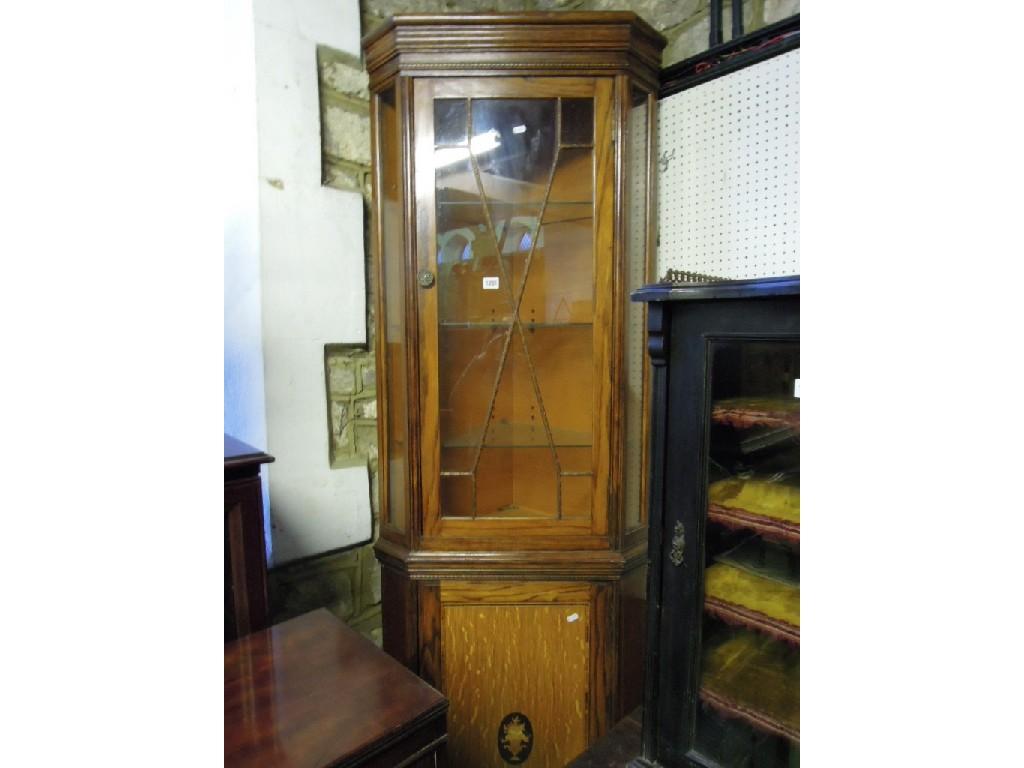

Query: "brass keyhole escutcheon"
(669, 521), (685, 567)
(418, 270), (435, 288)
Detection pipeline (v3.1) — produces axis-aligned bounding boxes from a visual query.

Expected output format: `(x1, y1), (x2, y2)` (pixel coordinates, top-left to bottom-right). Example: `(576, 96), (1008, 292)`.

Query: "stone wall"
(272, 0), (799, 645)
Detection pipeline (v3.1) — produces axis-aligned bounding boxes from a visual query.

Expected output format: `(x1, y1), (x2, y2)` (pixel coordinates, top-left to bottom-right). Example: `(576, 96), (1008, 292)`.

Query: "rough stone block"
(449, 0), (530, 11)
(587, 0), (702, 32)
(533, 0), (584, 9)
(334, 548), (361, 568)
(764, 0), (799, 25)
(354, 423), (379, 464)
(362, 0), (449, 36)
(320, 55), (370, 100)
(663, 13), (710, 66)
(354, 398), (377, 420)
(329, 361), (358, 396)
(322, 104), (371, 166)
(361, 364), (376, 393)
(330, 399), (352, 453)
(328, 577), (356, 622)
(324, 159), (369, 196)
(359, 546), (382, 607)
(369, 467), (379, 516)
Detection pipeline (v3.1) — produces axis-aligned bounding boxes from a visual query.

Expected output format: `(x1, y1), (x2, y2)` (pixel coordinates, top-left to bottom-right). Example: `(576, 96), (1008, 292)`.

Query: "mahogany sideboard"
(224, 434), (273, 641)
(225, 609), (449, 768)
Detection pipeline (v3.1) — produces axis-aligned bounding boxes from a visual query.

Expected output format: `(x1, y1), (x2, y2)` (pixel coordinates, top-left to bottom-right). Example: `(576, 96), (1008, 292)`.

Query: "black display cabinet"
(629, 277), (800, 768)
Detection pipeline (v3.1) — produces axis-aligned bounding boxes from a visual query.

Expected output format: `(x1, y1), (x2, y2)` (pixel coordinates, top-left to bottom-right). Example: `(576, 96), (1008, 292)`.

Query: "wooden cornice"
(363, 13), (665, 91)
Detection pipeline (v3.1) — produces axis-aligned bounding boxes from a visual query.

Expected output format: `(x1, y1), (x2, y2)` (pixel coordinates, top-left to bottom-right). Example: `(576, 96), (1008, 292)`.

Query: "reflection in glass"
(380, 86), (409, 533)
(695, 339), (800, 766)
(434, 96), (596, 520)
(434, 98), (468, 145)
(560, 98), (594, 145)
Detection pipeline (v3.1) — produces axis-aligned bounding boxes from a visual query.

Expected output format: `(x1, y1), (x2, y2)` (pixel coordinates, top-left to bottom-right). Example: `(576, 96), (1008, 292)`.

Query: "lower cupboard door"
(440, 585), (591, 768)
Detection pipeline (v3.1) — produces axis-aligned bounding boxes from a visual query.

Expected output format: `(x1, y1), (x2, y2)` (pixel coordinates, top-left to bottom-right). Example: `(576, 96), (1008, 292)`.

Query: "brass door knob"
(418, 270), (435, 288)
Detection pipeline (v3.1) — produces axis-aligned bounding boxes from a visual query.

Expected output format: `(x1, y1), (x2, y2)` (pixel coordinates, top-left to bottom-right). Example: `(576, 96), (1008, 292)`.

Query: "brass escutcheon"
(669, 521), (685, 567)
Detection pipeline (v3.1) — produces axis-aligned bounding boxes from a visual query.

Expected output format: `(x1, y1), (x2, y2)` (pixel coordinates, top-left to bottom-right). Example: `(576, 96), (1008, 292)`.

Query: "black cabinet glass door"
(694, 339), (799, 766)
(630, 277), (799, 768)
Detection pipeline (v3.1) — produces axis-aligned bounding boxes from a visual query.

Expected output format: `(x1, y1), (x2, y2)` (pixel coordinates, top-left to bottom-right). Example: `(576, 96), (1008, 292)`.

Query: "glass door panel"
(623, 84), (653, 532)
(378, 85), (410, 534)
(432, 90), (597, 522)
(695, 339), (800, 767)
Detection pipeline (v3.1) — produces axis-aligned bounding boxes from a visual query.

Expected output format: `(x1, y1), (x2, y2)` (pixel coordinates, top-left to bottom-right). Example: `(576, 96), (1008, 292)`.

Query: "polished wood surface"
(225, 609), (447, 768)
(440, 581), (590, 768)
(225, 434), (274, 641)
(225, 434), (275, 473)
(364, 12), (665, 762)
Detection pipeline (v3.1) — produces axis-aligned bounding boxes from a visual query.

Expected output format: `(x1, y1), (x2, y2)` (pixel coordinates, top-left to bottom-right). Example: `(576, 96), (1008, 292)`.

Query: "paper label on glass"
(482, 276), (500, 290)
(794, 378), (800, 398)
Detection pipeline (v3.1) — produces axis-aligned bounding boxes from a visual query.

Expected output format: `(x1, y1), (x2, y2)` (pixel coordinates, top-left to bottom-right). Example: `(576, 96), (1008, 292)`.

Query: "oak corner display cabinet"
(363, 12), (665, 767)
(630, 277), (800, 768)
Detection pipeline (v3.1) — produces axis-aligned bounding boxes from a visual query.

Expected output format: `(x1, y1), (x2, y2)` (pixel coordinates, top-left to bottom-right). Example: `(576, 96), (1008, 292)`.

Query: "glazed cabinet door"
(640, 287), (800, 768)
(413, 77), (615, 547)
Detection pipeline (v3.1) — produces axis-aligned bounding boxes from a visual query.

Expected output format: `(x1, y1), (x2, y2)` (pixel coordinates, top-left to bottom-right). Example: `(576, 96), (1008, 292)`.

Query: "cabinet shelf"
(437, 200), (593, 206)
(707, 505), (800, 544)
(443, 503), (588, 520)
(440, 321), (593, 329)
(700, 631), (799, 743)
(707, 478), (800, 544)
(704, 563), (799, 645)
(436, 200), (593, 226)
(442, 442), (593, 450)
(442, 423), (591, 450)
(711, 397), (800, 431)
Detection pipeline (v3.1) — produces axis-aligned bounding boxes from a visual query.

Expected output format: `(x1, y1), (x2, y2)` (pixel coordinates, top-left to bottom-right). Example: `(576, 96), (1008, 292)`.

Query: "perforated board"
(656, 49), (800, 280)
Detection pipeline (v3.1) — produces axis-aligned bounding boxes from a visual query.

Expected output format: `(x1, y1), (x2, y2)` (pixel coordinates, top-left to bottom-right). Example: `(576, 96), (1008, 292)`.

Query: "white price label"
(482, 276), (499, 290)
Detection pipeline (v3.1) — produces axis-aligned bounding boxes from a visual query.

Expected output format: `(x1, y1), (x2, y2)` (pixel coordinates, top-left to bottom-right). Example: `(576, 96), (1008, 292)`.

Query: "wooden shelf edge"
(711, 403), (800, 432)
(699, 687), (799, 744)
(707, 503), (799, 544)
(704, 597), (799, 646)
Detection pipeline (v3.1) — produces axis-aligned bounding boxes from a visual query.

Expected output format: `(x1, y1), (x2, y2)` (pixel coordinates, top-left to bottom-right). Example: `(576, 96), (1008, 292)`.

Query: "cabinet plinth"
(365, 13), (664, 766)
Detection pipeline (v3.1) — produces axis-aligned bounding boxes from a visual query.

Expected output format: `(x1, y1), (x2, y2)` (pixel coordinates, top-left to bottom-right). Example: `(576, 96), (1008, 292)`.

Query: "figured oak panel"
(441, 588), (591, 767)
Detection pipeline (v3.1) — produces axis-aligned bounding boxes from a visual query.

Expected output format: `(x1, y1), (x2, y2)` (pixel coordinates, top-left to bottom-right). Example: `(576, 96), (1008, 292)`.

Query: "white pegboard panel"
(656, 49), (800, 280)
